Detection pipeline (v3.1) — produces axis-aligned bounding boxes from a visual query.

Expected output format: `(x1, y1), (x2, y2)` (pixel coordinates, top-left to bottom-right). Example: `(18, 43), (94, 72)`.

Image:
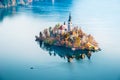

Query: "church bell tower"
(68, 13), (72, 32)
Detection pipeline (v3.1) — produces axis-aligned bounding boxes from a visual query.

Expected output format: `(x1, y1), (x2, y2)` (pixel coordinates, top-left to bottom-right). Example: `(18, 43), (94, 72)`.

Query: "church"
(58, 13), (72, 34)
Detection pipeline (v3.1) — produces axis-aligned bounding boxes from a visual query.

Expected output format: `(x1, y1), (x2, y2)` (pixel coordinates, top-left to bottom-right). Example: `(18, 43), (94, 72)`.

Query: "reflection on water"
(36, 40), (93, 62)
(0, 7), (18, 21)
(0, 0), (73, 22)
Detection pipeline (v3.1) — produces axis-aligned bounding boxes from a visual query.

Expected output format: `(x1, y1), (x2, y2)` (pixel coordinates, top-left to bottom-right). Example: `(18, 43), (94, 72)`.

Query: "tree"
(73, 37), (80, 48)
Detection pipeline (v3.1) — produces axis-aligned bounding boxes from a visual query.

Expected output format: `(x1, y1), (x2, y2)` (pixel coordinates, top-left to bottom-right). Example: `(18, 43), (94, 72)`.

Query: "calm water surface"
(0, 0), (120, 80)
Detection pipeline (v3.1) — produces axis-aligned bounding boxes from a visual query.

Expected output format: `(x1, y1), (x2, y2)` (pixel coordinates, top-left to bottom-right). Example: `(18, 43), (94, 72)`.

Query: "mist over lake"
(0, 0), (120, 80)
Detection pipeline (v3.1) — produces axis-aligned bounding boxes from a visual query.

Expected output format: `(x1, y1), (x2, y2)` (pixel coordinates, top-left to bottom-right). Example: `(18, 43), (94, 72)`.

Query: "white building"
(68, 13), (72, 32)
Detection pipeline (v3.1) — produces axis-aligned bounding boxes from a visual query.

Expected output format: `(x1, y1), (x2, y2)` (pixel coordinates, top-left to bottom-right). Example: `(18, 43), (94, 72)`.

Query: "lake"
(0, 0), (120, 80)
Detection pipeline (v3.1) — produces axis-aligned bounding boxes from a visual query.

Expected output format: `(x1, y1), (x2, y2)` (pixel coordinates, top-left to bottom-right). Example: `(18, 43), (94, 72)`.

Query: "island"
(36, 13), (101, 51)
(35, 13), (101, 62)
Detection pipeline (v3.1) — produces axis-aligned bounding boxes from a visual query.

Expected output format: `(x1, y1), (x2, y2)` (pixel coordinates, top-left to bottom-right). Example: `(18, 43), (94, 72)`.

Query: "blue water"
(0, 0), (120, 80)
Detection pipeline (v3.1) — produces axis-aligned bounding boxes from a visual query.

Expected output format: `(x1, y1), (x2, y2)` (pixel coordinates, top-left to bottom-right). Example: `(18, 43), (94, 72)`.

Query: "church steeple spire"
(68, 13), (72, 32)
(68, 12), (71, 22)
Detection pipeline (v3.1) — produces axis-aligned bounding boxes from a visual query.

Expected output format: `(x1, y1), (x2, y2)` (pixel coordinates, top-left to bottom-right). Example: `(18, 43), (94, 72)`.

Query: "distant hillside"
(0, 0), (32, 8)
